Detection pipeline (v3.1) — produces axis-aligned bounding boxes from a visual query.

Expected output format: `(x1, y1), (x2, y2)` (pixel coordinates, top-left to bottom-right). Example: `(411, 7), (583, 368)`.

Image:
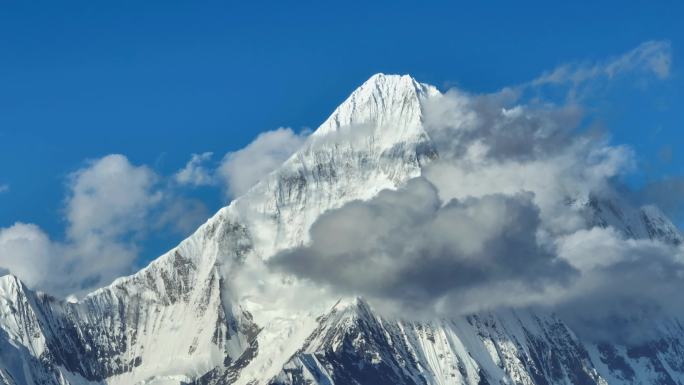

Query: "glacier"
(1, 73), (683, 385)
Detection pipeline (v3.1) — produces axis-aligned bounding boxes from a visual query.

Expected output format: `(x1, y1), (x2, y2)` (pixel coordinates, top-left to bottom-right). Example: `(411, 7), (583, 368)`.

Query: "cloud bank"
(270, 42), (681, 344)
(1, 41), (679, 346)
(271, 178), (576, 317)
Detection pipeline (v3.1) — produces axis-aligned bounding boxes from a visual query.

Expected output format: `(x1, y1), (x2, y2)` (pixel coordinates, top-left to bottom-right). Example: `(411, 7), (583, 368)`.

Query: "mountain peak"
(312, 73), (440, 141)
(0, 273), (25, 298)
(364, 72), (422, 89)
(0, 273), (21, 286)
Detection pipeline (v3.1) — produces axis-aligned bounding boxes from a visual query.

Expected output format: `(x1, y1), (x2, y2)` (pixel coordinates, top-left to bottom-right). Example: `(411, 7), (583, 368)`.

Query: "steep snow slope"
(196, 73), (441, 385)
(0, 73), (441, 385)
(1, 74), (683, 385)
(232, 73), (439, 255)
(269, 298), (684, 385)
(0, 218), (258, 385)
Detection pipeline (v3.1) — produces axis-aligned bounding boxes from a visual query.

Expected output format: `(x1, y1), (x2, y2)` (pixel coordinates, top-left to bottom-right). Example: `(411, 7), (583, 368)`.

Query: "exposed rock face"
(1, 74), (682, 385)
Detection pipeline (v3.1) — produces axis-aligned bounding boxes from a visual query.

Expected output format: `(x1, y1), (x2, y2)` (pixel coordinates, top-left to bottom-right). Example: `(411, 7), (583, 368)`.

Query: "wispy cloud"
(174, 152), (215, 187)
(172, 128), (309, 199)
(531, 40), (672, 87)
(0, 184), (8, 193)
(217, 127), (308, 197)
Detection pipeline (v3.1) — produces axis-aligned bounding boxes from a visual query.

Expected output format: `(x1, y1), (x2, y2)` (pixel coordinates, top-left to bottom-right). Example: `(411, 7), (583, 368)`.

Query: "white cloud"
(218, 127), (308, 197)
(0, 154), (164, 296)
(174, 152), (215, 187)
(605, 40), (672, 79)
(66, 154), (161, 240)
(0, 223), (60, 291)
(267, 63), (684, 345)
(1, 40), (679, 346)
(270, 89), (635, 318)
(171, 128), (309, 199)
(0, 184), (8, 193)
(531, 40), (672, 87)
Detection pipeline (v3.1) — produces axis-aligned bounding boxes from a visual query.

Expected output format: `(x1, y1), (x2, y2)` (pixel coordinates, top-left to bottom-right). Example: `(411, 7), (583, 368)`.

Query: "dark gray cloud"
(268, 44), (683, 344)
(419, 41), (673, 170)
(270, 178), (576, 316)
(423, 89), (585, 163)
(421, 88), (684, 344)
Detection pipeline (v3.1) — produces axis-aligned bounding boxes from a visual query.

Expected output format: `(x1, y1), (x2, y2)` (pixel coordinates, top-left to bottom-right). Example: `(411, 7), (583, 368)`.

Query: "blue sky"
(1, 1), (683, 284)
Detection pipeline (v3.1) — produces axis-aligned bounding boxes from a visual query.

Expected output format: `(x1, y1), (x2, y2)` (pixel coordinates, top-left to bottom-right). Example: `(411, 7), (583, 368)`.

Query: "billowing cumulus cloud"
(66, 154), (161, 240)
(270, 178), (576, 317)
(267, 44), (682, 344)
(218, 127), (308, 197)
(0, 154), (208, 296)
(422, 89), (584, 162)
(421, 85), (632, 239)
(0, 223), (61, 291)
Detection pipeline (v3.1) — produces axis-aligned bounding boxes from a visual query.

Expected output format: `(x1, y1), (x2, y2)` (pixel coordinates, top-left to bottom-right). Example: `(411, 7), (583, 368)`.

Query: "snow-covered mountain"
(1, 74), (683, 385)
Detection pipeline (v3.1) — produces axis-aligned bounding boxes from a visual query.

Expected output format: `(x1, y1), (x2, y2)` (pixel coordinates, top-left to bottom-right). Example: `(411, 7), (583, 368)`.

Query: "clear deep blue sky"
(1, 0), (683, 262)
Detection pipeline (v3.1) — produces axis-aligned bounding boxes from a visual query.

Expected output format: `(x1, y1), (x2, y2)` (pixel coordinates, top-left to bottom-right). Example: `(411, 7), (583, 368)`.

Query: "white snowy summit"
(1, 74), (683, 385)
